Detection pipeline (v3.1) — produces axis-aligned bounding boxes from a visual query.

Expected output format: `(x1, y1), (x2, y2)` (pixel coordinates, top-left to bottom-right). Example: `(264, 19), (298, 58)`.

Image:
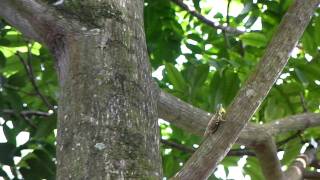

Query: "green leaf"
(19, 167), (42, 180)
(34, 117), (56, 139)
(314, 17), (320, 46)
(302, 31), (318, 56)
(187, 33), (202, 42)
(209, 71), (223, 109)
(189, 64), (209, 97)
(244, 157), (264, 180)
(0, 51), (6, 68)
(281, 139), (301, 165)
(165, 63), (187, 92)
(7, 72), (27, 87)
(239, 1), (253, 15)
(0, 143), (16, 166)
(244, 15), (258, 28)
(33, 149), (56, 173)
(223, 70), (240, 105)
(5, 90), (23, 110)
(209, 69), (240, 108)
(0, 167), (9, 179)
(185, 43), (203, 54)
(294, 68), (309, 87)
(21, 154), (55, 179)
(3, 123), (17, 145)
(264, 98), (285, 121)
(239, 32), (267, 48)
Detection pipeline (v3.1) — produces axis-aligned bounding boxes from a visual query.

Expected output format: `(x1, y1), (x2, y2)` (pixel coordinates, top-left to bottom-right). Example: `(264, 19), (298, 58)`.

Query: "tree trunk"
(52, 1), (162, 179)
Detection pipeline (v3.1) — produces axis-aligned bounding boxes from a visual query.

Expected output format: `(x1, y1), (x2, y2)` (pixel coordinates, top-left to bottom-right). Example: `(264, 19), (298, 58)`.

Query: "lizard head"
(216, 104), (226, 117)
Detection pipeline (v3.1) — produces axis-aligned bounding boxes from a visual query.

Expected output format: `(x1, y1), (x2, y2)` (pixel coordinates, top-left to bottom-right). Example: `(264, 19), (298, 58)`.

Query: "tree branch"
(159, 92), (320, 180)
(304, 171), (320, 180)
(0, 0), (76, 46)
(160, 139), (255, 157)
(16, 51), (54, 110)
(252, 136), (283, 180)
(284, 143), (319, 180)
(0, 0), (43, 42)
(170, 0), (244, 35)
(158, 91), (320, 145)
(1, 109), (52, 117)
(266, 113), (320, 136)
(172, 1), (319, 179)
(161, 139), (195, 154)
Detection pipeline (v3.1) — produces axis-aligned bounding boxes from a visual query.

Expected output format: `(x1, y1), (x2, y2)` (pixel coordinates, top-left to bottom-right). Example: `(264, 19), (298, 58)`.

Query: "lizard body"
(204, 104), (226, 137)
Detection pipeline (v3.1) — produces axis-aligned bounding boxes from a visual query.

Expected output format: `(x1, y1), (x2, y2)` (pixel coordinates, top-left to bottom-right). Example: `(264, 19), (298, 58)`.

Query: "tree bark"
(0, 0), (162, 179)
(53, 1), (162, 179)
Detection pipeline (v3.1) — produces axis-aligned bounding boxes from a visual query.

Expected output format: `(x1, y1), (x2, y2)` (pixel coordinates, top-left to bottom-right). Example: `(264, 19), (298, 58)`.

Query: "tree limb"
(170, 0), (244, 35)
(172, 1), (320, 179)
(1, 109), (52, 117)
(160, 139), (256, 157)
(284, 143), (319, 180)
(252, 135), (283, 180)
(0, 0), (75, 45)
(16, 50), (54, 110)
(158, 91), (320, 145)
(304, 171), (320, 179)
(265, 113), (320, 136)
(158, 92), (320, 180)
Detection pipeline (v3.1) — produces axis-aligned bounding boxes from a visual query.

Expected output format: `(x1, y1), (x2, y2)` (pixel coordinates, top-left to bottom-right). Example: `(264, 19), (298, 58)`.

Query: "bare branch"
(161, 139), (195, 154)
(300, 92), (308, 112)
(0, 0), (43, 42)
(158, 91), (320, 180)
(16, 51), (54, 110)
(253, 136), (283, 180)
(161, 139), (255, 157)
(1, 109), (52, 117)
(304, 171), (320, 180)
(158, 91), (208, 136)
(172, 1), (320, 178)
(158, 91), (320, 145)
(170, 0), (244, 35)
(284, 144), (319, 180)
(266, 113), (320, 136)
(0, 0), (76, 45)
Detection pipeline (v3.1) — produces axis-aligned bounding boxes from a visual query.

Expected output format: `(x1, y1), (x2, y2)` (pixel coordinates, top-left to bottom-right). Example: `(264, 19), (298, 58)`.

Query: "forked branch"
(172, 1), (320, 179)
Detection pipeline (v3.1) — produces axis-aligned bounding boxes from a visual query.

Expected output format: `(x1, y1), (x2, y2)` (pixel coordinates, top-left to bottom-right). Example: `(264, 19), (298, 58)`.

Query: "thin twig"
(1, 109), (53, 128)
(226, 0), (231, 26)
(16, 50), (53, 110)
(3, 84), (37, 96)
(170, 0), (244, 35)
(160, 139), (255, 156)
(299, 92), (308, 112)
(277, 131), (302, 147)
(223, 0), (232, 50)
(160, 139), (194, 153)
(1, 109), (52, 117)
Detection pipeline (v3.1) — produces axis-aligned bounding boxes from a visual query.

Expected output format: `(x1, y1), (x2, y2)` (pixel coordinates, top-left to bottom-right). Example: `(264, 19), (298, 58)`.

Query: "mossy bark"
(52, 0), (162, 179)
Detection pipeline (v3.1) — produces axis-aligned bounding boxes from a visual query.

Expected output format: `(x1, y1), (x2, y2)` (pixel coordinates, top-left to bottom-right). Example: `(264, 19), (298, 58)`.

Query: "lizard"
(204, 104), (226, 138)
